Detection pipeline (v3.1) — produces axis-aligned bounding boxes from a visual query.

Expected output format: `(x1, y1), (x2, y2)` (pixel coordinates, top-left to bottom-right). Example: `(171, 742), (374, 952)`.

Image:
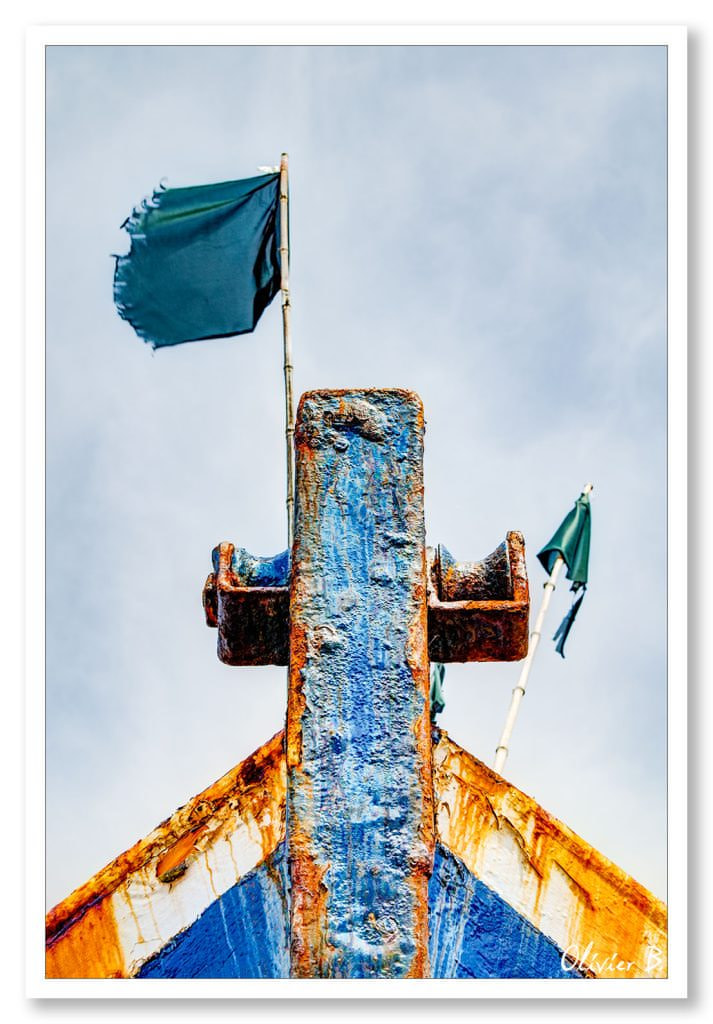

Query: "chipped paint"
(432, 729), (667, 978)
(287, 389), (433, 978)
(156, 825), (210, 882)
(137, 843), (289, 978)
(45, 730), (286, 978)
(428, 845), (585, 978)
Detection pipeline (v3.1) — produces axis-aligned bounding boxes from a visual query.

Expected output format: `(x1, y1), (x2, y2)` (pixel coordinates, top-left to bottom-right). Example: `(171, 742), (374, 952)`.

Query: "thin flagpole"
(493, 557), (564, 775)
(493, 482), (593, 775)
(279, 152), (295, 551)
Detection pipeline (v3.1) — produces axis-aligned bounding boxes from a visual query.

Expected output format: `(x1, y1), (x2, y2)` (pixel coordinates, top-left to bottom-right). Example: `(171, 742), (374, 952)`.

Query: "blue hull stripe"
(136, 840), (584, 979)
(138, 843), (289, 979)
(428, 845), (585, 979)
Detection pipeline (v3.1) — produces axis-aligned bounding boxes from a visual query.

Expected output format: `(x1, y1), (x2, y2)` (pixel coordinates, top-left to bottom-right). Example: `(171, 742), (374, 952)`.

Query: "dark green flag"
(113, 173), (281, 349)
(537, 490), (592, 657)
(430, 662), (446, 720)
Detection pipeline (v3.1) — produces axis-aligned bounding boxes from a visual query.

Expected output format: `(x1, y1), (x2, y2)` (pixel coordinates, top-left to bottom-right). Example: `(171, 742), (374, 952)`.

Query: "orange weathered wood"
(433, 730), (667, 979)
(45, 730), (286, 977)
(46, 896), (125, 979)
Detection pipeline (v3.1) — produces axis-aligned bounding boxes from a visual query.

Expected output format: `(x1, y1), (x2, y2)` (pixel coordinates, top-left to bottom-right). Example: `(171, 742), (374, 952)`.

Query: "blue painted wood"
(288, 390), (433, 978)
(137, 842), (289, 979)
(213, 545), (289, 586)
(136, 840), (585, 979)
(428, 844), (585, 979)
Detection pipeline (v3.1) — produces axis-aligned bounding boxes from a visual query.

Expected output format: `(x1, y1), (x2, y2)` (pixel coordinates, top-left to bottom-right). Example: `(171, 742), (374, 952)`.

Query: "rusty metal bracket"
(203, 532), (529, 666)
(203, 542), (288, 665)
(426, 531), (529, 663)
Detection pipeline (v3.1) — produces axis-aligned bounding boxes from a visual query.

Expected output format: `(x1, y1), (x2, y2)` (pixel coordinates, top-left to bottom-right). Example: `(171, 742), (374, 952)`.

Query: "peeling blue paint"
(288, 390), (432, 977)
(428, 845), (585, 979)
(210, 545), (289, 585)
(137, 843), (289, 979)
(135, 841), (586, 979)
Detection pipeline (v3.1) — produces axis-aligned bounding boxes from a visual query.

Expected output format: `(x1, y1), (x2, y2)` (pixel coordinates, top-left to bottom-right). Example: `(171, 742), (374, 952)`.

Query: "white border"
(26, 23), (687, 1001)
(27, 23), (688, 45)
(25, 21), (48, 1007)
(664, 22), (688, 1003)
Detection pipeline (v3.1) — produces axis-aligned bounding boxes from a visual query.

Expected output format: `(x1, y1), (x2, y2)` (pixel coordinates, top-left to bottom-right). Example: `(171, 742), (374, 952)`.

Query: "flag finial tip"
(583, 482), (594, 495)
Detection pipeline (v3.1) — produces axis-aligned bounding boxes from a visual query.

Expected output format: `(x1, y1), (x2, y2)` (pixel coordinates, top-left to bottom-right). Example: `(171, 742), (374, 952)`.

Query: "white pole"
(493, 483), (593, 775)
(279, 153), (295, 552)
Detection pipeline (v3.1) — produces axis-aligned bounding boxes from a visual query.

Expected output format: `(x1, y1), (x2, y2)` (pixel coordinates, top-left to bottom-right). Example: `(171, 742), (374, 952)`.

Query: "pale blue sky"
(45, 44), (668, 907)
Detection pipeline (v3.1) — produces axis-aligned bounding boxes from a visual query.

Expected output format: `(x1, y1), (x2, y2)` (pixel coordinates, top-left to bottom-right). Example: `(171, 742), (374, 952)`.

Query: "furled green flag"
(430, 662), (446, 720)
(537, 490), (592, 658)
(113, 173), (281, 349)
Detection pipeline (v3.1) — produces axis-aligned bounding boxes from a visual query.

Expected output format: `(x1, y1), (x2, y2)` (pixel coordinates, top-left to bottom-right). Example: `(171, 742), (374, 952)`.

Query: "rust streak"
(433, 729), (668, 978)
(46, 729), (286, 944)
(286, 622), (308, 770)
(289, 824), (331, 978)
